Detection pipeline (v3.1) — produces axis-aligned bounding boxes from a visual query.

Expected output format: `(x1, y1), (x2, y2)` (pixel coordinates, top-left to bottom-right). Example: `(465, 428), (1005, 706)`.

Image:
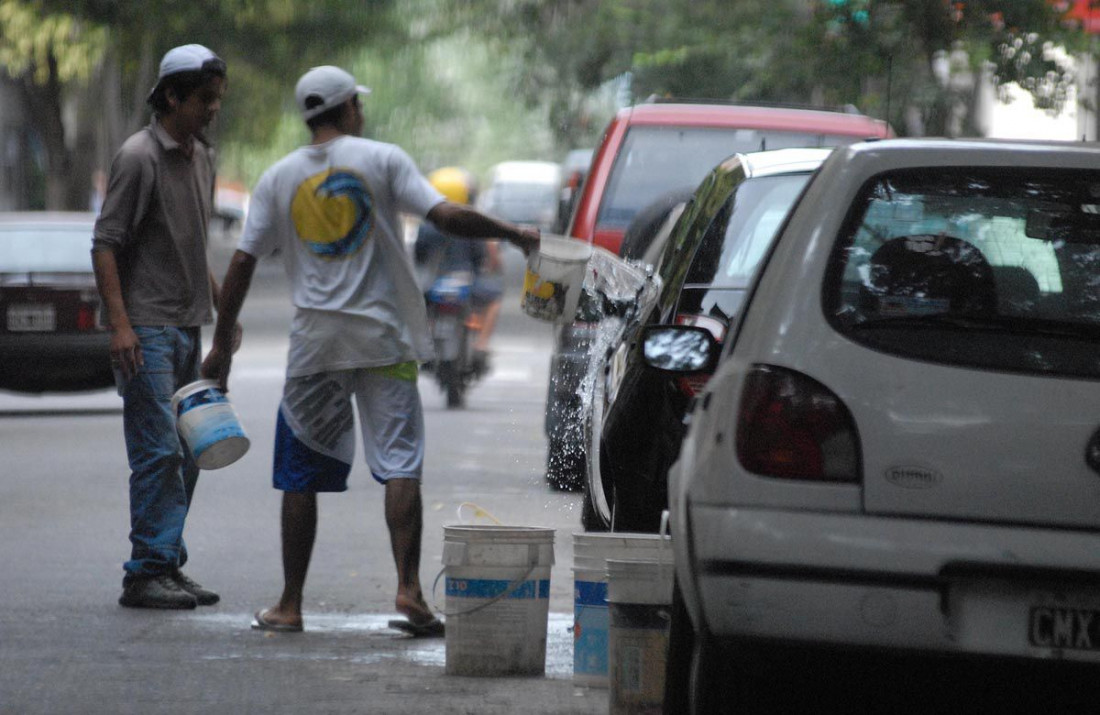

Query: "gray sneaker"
(119, 574), (197, 609)
(171, 570), (220, 606)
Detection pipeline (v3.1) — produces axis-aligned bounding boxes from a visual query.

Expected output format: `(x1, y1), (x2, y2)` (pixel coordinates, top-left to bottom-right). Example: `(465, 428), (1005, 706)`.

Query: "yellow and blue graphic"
(290, 168), (373, 258)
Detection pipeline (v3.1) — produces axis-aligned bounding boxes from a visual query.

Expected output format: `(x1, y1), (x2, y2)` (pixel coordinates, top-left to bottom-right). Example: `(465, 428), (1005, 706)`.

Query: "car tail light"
(433, 303), (463, 316)
(674, 314), (726, 397)
(735, 364), (860, 482)
(77, 303), (98, 331)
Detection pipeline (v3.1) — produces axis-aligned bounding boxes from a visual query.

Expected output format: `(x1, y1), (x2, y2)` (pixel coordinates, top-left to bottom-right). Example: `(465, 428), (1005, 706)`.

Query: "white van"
(478, 161), (562, 232)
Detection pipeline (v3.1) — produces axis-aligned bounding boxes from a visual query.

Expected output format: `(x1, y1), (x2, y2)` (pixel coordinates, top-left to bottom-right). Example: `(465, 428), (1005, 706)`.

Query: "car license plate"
(7, 303), (56, 331)
(948, 579), (1100, 661)
(1029, 605), (1100, 651)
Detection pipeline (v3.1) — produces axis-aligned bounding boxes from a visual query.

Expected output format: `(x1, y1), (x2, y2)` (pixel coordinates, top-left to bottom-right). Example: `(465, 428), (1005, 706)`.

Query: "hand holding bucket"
(171, 379), (250, 470)
(522, 236), (592, 323)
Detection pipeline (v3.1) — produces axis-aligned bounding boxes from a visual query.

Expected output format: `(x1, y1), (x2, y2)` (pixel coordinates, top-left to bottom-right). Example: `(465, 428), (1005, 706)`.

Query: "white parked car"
(651, 138), (1100, 712)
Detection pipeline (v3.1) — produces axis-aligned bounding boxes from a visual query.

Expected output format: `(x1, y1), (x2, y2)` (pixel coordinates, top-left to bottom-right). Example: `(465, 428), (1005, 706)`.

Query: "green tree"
(1, 0), (402, 209)
(780, 0), (1084, 136)
(0, 2), (108, 208)
(433, 0), (1085, 139)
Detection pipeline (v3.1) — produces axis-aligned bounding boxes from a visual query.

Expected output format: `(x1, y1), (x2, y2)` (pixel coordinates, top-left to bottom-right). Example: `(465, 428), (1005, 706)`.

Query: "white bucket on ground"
(171, 379), (250, 470)
(442, 525), (556, 676)
(607, 558), (675, 715)
(522, 236), (592, 323)
(572, 532), (672, 688)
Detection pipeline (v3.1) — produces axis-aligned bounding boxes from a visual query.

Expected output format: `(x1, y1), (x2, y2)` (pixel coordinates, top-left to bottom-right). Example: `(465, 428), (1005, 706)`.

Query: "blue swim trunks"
(273, 365), (424, 492)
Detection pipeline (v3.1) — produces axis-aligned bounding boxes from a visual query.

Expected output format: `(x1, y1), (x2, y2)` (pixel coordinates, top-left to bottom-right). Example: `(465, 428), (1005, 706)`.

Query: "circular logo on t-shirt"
(291, 169), (373, 258)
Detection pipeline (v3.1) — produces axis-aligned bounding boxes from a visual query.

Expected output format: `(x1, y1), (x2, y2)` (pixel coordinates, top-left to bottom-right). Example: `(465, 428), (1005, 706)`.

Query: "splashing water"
(554, 248), (658, 470)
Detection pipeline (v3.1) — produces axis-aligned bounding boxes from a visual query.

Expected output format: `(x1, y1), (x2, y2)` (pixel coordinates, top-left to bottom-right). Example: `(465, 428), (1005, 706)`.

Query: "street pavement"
(0, 246), (614, 715)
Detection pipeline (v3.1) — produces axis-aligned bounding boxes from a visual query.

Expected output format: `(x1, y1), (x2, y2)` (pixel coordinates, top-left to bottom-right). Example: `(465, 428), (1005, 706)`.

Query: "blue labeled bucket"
(171, 379), (250, 470)
(572, 531), (671, 687)
(442, 525), (556, 676)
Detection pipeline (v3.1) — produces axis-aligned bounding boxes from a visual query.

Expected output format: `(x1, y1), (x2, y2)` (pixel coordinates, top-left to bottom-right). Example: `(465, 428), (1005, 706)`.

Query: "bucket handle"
(431, 543), (541, 618)
(456, 501), (502, 525)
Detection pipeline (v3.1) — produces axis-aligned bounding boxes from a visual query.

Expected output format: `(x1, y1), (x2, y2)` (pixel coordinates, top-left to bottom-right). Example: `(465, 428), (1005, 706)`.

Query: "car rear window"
(0, 225), (95, 276)
(684, 173), (813, 289)
(597, 126), (855, 230)
(826, 167), (1100, 378)
(481, 182), (560, 223)
(0, 226), (95, 274)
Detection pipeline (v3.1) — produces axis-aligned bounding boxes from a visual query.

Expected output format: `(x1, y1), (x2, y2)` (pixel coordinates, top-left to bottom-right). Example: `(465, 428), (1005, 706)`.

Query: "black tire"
(690, 632), (728, 715)
(438, 360), (465, 409)
(609, 479), (665, 533)
(545, 391), (586, 491)
(580, 491), (606, 531)
(446, 378), (464, 409)
(664, 579), (694, 715)
(618, 185), (696, 261)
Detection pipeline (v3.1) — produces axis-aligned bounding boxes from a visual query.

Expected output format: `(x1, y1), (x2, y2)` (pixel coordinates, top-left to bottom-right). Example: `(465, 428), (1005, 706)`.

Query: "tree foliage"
(0, 0), (1094, 209)
(1, 0), (403, 207)
(432, 0), (1088, 140)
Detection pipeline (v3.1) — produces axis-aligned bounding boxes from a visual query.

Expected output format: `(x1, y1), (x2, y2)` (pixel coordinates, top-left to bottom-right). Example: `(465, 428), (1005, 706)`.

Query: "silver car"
(652, 139), (1100, 712)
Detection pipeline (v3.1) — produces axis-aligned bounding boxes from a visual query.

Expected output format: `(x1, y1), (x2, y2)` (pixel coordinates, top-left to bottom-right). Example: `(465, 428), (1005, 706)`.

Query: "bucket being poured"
(442, 524), (556, 676)
(572, 532), (672, 688)
(171, 379), (250, 470)
(606, 557), (675, 715)
(522, 236), (592, 323)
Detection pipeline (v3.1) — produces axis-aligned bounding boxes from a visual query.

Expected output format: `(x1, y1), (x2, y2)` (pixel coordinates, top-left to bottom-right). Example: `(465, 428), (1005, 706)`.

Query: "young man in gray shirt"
(92, 44), (231, 609)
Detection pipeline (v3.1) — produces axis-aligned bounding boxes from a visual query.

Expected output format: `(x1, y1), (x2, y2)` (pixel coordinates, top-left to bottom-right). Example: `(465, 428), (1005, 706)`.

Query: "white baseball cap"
(148, 44), (225, 100)
(295, 66), (371, 120)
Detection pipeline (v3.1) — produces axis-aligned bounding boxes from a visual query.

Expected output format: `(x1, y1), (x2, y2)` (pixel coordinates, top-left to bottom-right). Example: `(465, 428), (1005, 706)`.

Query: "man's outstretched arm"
(426, 202), (540, 256)
(201, 249), (258, 391)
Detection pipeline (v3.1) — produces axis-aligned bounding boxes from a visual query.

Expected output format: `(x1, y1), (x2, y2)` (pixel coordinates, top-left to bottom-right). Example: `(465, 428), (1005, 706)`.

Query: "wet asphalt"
(0, 242), (613, 714)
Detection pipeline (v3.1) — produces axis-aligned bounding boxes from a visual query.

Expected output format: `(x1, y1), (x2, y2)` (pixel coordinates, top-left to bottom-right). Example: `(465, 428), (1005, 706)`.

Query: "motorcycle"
(424, 269), (481, 408)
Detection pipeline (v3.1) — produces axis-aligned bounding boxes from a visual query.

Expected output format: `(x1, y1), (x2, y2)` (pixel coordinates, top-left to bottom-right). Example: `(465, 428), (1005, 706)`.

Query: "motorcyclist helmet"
(428, 166), (478, 205)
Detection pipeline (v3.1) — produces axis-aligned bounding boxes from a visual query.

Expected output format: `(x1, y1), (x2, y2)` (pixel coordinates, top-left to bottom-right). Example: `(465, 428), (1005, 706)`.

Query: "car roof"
(737, 147), (834, 178)
(834, 137), (1100, 169)
(618, 102), (891, 138)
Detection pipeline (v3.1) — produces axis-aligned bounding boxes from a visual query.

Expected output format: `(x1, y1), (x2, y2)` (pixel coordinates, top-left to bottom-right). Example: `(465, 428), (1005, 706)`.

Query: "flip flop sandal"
(388, 617), (445, 638)
(251, 608), (303, 633)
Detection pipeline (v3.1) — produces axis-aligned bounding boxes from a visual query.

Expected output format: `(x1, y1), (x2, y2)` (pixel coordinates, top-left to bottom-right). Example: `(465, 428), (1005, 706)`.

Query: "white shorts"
(274, 368), (424, 492)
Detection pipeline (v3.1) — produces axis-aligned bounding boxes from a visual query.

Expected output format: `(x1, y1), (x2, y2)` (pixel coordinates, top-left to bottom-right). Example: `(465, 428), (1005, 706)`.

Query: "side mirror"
(641, 325), (718, 374)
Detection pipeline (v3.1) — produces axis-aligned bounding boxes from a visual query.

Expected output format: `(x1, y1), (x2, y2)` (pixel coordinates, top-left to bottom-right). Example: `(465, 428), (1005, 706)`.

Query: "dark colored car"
(0, 212), (112, 393)
(545, 101), (892, 489)
(580, 148), (831, 532)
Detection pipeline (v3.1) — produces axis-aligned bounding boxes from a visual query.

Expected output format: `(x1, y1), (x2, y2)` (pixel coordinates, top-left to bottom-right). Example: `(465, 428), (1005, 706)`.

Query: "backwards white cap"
(295, 66), (371, 120)
(148, 44), (225, 100)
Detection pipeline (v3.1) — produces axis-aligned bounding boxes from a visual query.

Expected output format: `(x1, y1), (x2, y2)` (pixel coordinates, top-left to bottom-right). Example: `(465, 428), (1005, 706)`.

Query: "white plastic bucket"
(171, 379), (250, 470)
(606, 558), (675, 715)
(522, 236), (592, 323)
(442, 525), (556, 676)
(572, 532), (672, 688)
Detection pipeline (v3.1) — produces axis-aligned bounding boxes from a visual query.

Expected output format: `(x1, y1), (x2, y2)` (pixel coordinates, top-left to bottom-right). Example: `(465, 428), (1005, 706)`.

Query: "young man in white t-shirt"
(202, 66), (539, 634)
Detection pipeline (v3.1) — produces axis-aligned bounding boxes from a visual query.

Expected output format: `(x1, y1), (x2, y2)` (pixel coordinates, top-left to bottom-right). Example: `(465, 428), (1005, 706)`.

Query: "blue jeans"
(118, 326), (201, 583)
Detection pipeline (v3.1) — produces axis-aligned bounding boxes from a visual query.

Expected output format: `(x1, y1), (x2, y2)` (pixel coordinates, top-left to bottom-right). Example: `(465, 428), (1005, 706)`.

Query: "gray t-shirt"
(238, 135), (444, 376)
(92, 121), (216, 327)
